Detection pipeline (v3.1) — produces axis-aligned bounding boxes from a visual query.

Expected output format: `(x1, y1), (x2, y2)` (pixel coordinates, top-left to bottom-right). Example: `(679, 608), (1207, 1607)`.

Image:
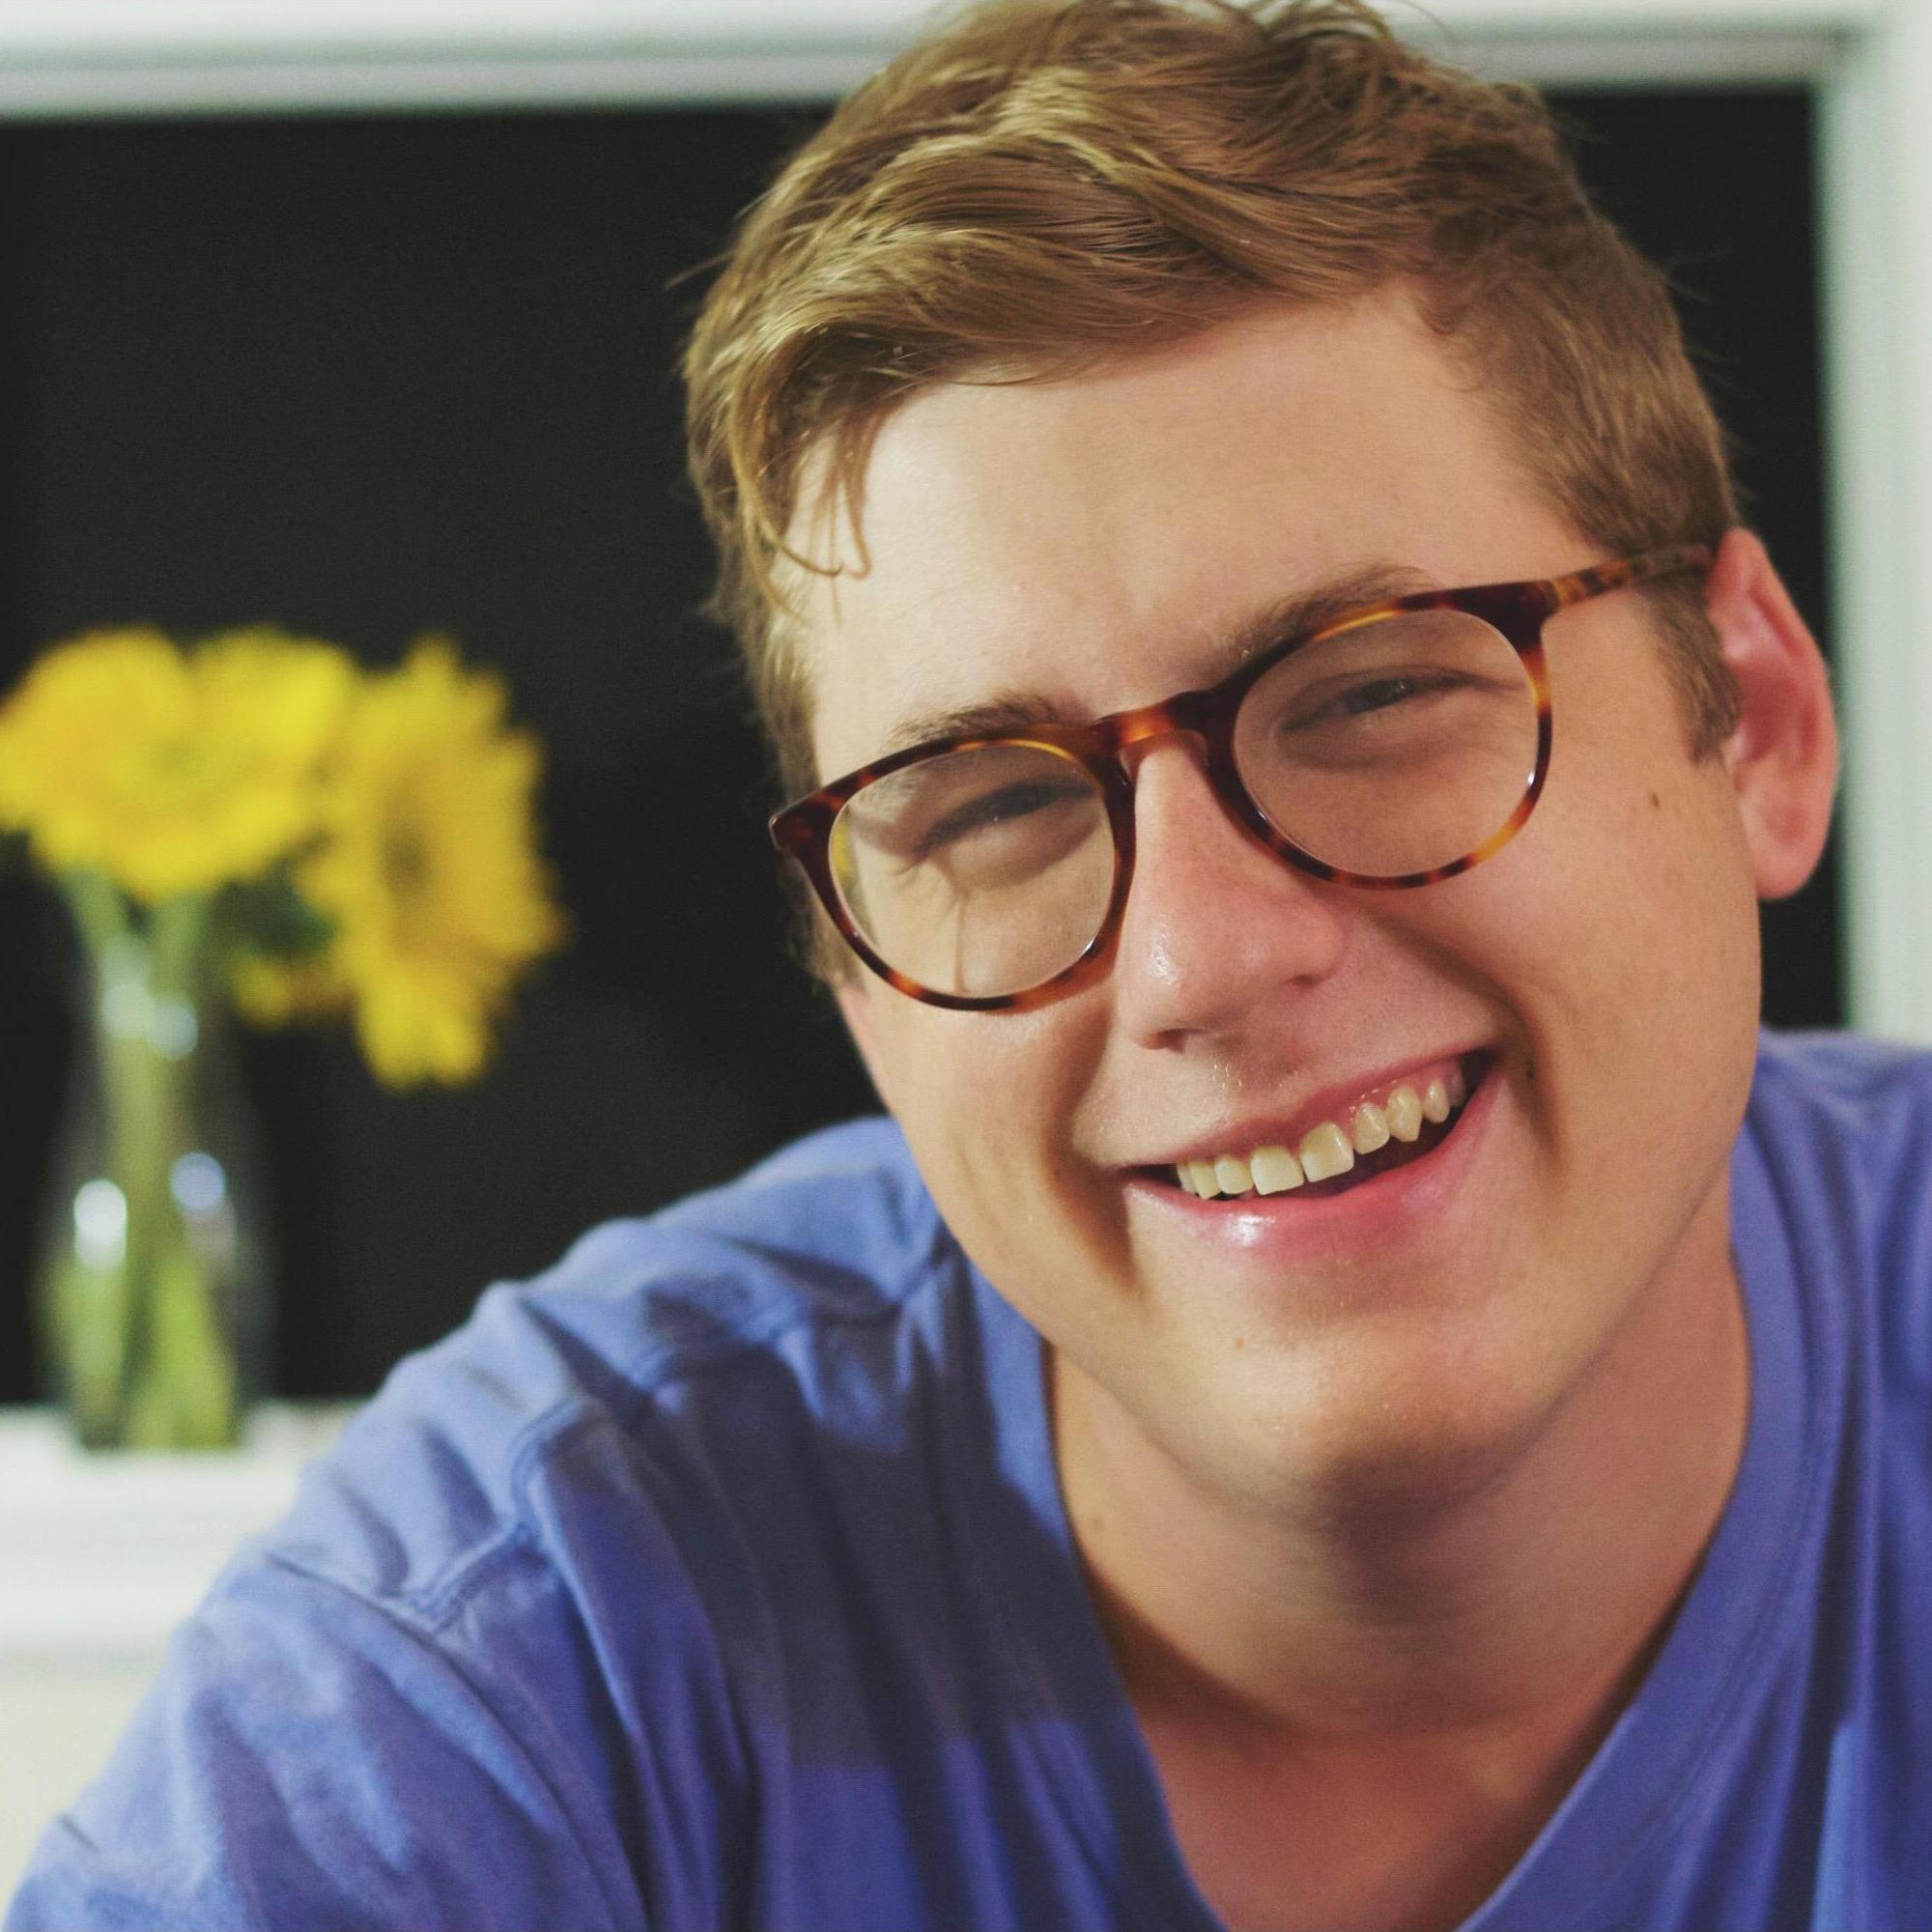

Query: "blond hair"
(685, 0), (1740, 816)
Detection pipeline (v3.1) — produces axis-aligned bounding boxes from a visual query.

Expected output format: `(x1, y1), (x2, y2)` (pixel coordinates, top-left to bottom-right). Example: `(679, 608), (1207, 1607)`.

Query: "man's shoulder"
(1753, 1024), (1932, 1098)
(1744, 1028), (1932, 1371)
(552, 1110), (952, 1383)
(263, 1114), (965, 1624)
(1744, 1026), (1932, 1209)
(1747, 1026), (1932, 1160)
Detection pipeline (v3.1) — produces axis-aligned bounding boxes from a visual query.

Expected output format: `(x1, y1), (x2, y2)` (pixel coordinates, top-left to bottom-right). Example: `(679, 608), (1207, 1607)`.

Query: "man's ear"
(836, 976), (895, 1114)
(1704, 527), (1838, 901)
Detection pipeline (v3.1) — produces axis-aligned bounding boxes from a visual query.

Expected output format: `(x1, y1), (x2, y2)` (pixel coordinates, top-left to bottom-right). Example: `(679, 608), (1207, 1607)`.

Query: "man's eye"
(1338, 674), (1430, 717)
(1288, 670), (1460, 729)
(916, 779), (1087, 857)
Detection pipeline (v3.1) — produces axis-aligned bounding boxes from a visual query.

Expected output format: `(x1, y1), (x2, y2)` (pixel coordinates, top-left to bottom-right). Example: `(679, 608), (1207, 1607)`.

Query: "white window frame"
(0, 0), (1920, 1037)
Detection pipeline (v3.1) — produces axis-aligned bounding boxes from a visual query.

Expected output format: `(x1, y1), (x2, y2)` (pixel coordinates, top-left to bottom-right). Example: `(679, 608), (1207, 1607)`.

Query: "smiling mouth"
(1151, 1052), (1493, 1204)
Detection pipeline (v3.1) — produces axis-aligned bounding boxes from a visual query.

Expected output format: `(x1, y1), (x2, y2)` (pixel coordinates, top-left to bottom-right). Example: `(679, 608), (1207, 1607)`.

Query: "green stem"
(51, 880), (241, 1448)
(51, 878), (138, 1439)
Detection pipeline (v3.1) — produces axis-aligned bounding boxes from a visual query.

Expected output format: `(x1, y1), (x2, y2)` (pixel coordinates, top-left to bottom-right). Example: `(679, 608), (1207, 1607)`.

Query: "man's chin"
(1141, 1321), (1562, 1531)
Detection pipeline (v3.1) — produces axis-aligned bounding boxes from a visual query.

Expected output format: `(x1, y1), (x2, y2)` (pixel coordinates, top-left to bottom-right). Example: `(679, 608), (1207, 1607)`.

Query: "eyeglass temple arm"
(1546, 542), (1715, 612)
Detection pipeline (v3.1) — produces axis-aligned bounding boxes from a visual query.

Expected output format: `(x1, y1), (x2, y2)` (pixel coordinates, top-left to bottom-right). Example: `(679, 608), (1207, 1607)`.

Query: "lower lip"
(1127, 1058), (1502, 1257)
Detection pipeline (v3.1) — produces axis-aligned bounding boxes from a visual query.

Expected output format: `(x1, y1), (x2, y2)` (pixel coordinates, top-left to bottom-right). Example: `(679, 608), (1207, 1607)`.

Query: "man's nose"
(1108, 737), (1348, 1047)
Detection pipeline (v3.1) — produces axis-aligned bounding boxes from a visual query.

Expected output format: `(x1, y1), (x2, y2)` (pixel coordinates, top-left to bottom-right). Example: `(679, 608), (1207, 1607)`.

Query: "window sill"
(0, 1401), (356, 1661)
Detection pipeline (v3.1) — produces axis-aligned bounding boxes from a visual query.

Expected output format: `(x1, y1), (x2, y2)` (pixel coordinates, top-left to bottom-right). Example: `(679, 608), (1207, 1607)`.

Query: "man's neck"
(1049, 1202), (1750, 1930)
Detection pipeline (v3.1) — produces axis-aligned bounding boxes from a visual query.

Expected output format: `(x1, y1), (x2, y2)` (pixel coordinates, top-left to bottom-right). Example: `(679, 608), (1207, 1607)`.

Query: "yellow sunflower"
(0, 626), (355, 902)
(296, 639), (565, 1089)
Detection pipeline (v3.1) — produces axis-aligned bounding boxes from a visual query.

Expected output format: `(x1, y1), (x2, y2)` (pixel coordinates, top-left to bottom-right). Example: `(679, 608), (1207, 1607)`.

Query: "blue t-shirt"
(9, 1029), (1932, 1932)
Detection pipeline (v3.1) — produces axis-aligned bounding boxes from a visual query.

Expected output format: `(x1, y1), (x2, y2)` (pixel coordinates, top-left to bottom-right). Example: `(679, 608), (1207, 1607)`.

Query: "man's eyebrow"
(874, 559), (1441, 759)
(877, 696), (1071, 760)
(1215, 559), (1443, 668)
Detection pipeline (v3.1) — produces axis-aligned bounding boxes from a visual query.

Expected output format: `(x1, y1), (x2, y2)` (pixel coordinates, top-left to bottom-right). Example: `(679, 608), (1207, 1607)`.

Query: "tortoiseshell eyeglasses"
(769, 545), (1713, 1012)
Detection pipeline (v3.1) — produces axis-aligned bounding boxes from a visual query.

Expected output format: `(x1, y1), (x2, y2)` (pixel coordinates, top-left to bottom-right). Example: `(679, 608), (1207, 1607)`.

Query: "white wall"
(0, 0), (1922, 1038)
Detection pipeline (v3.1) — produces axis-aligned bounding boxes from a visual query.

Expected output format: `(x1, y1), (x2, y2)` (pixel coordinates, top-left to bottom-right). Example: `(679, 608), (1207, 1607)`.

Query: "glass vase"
(33, 880), (272, 1450)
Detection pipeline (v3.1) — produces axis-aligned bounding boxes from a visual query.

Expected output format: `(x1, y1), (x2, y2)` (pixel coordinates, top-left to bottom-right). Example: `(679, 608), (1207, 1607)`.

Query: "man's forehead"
(783, 294), (1566, 774)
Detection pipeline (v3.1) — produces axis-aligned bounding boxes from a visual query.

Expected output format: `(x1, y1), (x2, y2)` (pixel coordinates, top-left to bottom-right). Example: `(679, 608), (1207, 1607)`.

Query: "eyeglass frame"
(768, 543), (1715, 1013)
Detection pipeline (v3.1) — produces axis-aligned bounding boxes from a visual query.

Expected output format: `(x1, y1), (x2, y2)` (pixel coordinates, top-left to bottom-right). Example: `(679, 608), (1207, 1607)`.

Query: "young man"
(9, 4), (1918, 1930)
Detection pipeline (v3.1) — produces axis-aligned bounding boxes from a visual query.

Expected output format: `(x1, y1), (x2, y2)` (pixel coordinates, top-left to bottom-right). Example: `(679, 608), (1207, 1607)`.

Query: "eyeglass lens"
(828, 607), (1540, 999)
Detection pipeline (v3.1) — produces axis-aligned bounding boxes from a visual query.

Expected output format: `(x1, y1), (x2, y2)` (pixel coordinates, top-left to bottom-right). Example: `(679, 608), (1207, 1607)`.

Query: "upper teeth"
(1177, 1065), (1470, 1199)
